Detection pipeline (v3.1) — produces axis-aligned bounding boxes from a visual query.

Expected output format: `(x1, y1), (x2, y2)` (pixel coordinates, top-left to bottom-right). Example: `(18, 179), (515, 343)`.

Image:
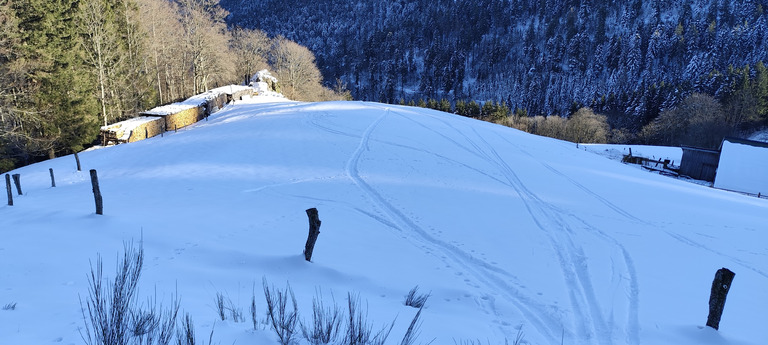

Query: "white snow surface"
(714, 140), (768, 196)
(1, 99), (767, 345)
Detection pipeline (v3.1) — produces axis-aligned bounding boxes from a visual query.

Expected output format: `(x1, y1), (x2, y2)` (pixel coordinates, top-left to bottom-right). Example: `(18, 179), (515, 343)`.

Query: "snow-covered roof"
(714, 137), (768, 195)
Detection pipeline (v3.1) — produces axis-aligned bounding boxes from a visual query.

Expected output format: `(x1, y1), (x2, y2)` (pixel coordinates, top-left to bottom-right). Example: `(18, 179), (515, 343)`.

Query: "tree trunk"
(75, 151), (82, 171)
(303, 208), (322, 262)
(49, 168), (56, 187)
(706, 267), (735, 330)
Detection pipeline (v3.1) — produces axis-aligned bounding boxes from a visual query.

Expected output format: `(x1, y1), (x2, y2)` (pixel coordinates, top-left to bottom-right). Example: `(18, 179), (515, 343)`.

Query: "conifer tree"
(12, 0), (99, 157)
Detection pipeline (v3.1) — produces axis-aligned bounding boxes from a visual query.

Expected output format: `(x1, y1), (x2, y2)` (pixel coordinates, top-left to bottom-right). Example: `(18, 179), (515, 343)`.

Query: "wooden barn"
(679, 146), (720, 182)
(714, 137), (768, 196)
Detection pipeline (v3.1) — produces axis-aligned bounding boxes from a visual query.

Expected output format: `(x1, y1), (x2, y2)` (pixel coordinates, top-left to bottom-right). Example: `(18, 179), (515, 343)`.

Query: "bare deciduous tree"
(270, 37), (324, 101)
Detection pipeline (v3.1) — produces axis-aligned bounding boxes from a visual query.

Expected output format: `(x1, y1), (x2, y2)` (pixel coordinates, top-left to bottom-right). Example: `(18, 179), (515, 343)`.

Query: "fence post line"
(74, 151), (82, 171)
(49, 168), (56, 187)
(706, 267), (735, 330)
(89, 169), (103, 215)
(303, 208), (322, 262)
(11, 173), (21, 195)
(5, 174), (12, 206)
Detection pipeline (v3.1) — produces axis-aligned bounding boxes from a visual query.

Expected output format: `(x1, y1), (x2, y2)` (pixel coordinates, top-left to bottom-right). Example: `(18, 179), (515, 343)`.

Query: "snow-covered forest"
(222, 0), (768, 130)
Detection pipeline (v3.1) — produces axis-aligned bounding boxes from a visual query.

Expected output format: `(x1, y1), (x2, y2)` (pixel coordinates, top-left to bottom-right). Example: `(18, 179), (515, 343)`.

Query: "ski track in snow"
(339, 107), (567, 343)
(302, 104), (757, 345)
(388, 107), (641, 345)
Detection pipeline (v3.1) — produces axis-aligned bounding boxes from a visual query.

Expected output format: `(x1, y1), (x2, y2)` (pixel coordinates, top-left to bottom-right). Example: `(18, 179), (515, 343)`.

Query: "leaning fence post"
(89, 169), (103, 215)
(11, 173), (21, 195)
(303, 208), (322, 262)
(706, 267), (735, 330)
(49, 168), (56, 187)
(5, 174), (12, 206)
(74, 151), (82, 171)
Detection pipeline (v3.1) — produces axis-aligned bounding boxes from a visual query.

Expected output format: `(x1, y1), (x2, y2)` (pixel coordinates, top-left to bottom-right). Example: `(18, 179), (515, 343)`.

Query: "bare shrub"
(2, 302), (16, 310)
(131, 292), (180, 345)
(564, 107), (609, 143)
(215, 293), (226, 321)
(301, 290), (342, 345)
(263, 278), (299, 345)
(250, 286), (259, 330)
(403, 286), (430, 309)
(80, 241), (180, 345)
(400, 305), (426, 345)
(176, 313), (215, 345)
(80, 241), (144, 345)
(343, 293), (394, 345)
(228, 299), (244, 323)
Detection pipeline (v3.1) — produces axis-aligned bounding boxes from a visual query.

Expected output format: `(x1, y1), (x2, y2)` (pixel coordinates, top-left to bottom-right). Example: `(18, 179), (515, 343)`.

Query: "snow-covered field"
(1, 97), (766, 345)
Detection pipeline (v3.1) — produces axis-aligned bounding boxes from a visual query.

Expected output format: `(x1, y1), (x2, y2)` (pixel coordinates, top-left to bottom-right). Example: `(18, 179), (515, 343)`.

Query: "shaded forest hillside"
(222, 0), (768, 130)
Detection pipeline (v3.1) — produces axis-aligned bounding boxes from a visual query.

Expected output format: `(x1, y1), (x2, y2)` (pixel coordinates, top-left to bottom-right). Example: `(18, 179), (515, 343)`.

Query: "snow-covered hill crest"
(1, 98), (766, 345)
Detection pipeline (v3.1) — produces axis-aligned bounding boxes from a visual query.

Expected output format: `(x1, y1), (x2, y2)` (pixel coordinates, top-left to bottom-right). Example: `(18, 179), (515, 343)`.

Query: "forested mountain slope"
(222, 0), (768, 128)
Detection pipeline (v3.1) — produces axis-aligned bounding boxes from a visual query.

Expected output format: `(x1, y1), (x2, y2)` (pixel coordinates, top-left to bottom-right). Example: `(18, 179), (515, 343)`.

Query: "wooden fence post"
(303, 208), (322, 262)
(5, 174), (12, 206)
(74, 151), (82, 171)
(49, 168), (56, 187)
(706, 267), (735, 330)
(89, 169), (103, 215)
(11, 173), (21, 195)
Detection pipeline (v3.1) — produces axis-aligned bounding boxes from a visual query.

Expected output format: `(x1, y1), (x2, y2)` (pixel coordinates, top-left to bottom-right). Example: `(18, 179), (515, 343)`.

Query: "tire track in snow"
(343, 107), (565, 343)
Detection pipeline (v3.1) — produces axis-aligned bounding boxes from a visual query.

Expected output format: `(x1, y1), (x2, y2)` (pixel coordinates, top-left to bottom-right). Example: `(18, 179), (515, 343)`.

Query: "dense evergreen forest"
(0, 0), (342, 172)
(223, 0), (768, 141)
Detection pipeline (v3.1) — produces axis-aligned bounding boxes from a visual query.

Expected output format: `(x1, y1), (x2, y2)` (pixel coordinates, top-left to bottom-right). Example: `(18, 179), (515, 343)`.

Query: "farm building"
(713, 137), (768, 196)
(679, 146), (720, 182)
(100, 116), (165, 145)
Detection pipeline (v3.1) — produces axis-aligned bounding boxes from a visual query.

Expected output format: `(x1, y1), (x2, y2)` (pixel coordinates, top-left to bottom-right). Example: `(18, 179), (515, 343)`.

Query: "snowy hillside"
(1, 98), (767, 345)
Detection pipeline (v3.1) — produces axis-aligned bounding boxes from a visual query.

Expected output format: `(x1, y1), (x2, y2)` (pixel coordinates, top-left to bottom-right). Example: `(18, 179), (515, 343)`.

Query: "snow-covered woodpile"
(100, 85), (254, 146)
(100, 116), (166, 145)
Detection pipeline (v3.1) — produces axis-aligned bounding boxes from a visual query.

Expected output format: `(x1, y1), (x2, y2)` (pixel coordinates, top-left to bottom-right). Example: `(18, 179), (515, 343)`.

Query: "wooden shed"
(679, 146), (720, 182)
(714, 137), (768, 196)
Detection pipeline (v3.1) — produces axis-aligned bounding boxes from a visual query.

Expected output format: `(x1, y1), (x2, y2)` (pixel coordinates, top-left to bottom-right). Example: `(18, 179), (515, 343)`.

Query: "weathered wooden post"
(303, 208), (322, 262)
(5, 174), (12, 206)
(11, 173), (21, 195)
(74, 151), (82, 171)
(706, 267), (735, 330)
(49, 168), (56, 187)
(89, 169), (103, 215)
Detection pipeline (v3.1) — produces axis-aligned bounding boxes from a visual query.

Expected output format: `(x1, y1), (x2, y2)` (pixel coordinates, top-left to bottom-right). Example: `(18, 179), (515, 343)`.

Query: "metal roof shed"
(679, 146), (720, 182)
(713, 137), (768, 196)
